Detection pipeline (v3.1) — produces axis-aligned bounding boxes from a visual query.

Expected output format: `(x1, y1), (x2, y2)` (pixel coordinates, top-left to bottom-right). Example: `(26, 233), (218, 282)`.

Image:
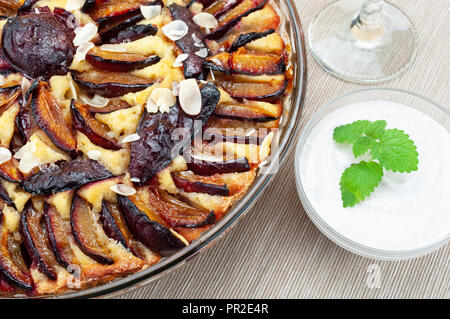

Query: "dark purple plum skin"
(1, 12), (75, 79)
(172, 175), (229, 196)
(129, 83), (220, 185)
(22, 159), (114, 195)
(168, 4), (207, 80)
(85, 52), (160, 73)
(106, 24), (158, 44)
(19, 203), (57, 281)
(98, 8), (144, 44)
(99, 201), (128, 249)
(117, 195), (185, 256)
(18, 0), (38, 14)
(228, 29), (274, 52)
(0, 183), (15, 209)
(186, 157), (251, 176)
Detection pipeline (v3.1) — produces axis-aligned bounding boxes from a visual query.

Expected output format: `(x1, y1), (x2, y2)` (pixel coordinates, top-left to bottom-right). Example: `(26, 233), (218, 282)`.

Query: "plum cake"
(0, 0), (293, 296)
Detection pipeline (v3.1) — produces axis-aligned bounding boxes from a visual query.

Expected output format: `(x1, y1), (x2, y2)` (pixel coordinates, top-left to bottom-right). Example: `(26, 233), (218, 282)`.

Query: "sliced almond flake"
(75, 41), (94, 62)
(172, 81), (180, 96)
(179, 79), (201, 116)
(0, 147), (11, 165)
(195, 48), (208, 58)
(100, 43), (127, 52)
(209, 68), (215, 81)
(170, 228), (189, 246)
(194, 42), (204, 47)
(121, 133), (140, 143)
(67, 74), (78, 100)
(211, 58), (222, 66)
(173, 54), (188, 68)
(21, 77), (31, 98)
(193, 12), (218, 30)
(14, 142), (36, 160)
(151, 88), (176, 111)
(0, 76), (5, 86)
(86, 150), (102, 161)
(130, 177), (141, 183)
(80, 93), (110, 108)
(73, 23), (98, 46)
(191, 33), (201, 43)
(161, 20), (188, 41)
(146, 97), (158, 113)
(259, 131), (274, 161)
(140, 5), (161, 20)
(66, 0), (85, 11)
(19, 155), (40, 174)
(110, 184), (136, 196)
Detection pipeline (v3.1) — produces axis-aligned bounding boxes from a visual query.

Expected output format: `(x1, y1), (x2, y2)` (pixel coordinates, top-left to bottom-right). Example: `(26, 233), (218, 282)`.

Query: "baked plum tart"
(0, 0), (293, 296)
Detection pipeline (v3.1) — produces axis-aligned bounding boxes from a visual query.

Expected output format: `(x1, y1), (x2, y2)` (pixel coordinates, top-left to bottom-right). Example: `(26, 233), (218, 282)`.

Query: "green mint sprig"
(333, 120), (419, 207)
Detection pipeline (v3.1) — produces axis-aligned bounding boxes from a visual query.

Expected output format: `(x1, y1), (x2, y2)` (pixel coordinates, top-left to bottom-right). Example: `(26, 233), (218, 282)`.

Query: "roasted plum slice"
(22, 158), (114, 195)
(85, 97), (133, 114)
(17, 0), (38, 13)
(172, 173), (229, 196)
(118, 194), (186, 256)
(89, 0), (150, 21)
(32, 80), (77, 152)
(0, 158), (23, 183)
(213, 103), (278, 122)
(97, 8), (145, 44)
(71, 70), (155, 98)
(82, 0), (107, 13)
(204, 0), (243, 17)
(99, 201), (127, 248)
(19, 203), (58, 280)
(44, 204), (75, 269)
(168, 4), (206, 79)
(0, 52), (13, 75)
(206, 49), (285, 75)
(16, 78), (40, 142)
(186, 157), (250, 175)
(0, 223), (32, 289)
(215, 74), (287, 101)
(106, 24), (158, 44)
(71, 195), (113, 265)
(86, 47), (160, 72)
(0, 0), (22, 16)
(228, 29), (274, 52)
(71, 99), (121, 150)
(0, 182), (14, 208)
(0, 85), (20, 109)
(207, 0), (267, 39)
(1, 12), (75, 78)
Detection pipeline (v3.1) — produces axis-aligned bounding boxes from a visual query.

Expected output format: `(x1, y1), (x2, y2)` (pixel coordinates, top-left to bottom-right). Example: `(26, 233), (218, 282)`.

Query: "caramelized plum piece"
(130, 106), (180, 186)
(98, 7), (145, 44)
(71, 195), (113, 265)
(72, 70), (154, 98)
(0, 158), (23, 183)
(22, 159), (114, 195)
(71, 99), (121, 150)
(1, 12), (75, 78)
(118, 194), (186, 256)
(215, 74), (287, 101)
(0, 52), (13, 75)
(86, 47), (160, 72)
(0, 223), (32, 289)
(20, 203), (58, 280)
(0, 182), (14, 208)
(33, 80), (76, 152)
(44, 204), (75, 269)
(204, 0), (242, 17)
(99, 201), (127, 248)
(228, 29), (274, 52)
(89, 0), (150, 21)
(17, 0), (38, 13)
(207, 0), (267, 39)
(0, 0), (22, 16)
(172, 173), (229, 196)
(16, 78), (40, 142)
(86, 97), (133, 114)
(213, 103), (278, 122)
(107, 24), (158, 44)
(206, 49), (285, 75)
(187, 157), (250, 175)
(82, 0), (106, 13)
(0, 86), (20, 109)
(168, 4), (206, 79)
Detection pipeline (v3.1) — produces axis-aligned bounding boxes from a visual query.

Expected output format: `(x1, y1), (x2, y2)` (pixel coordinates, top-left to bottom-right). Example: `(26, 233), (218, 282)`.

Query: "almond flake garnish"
(162, 20), (188, 41)
(14, 142), (36, 160)
(110, 184), (136, 196)
(140, 5), (161, 20)
(101, 44), (127, 52)
(68, 74), (78, 100)
(66, 0), (85, 11)
(173, 54), (188, 68)
(121, 133), (140, 143)
(259, 131), (274, 162)
(73, 23), (98, 46)
(130, 177), (141, 183)
(80, 94), (110, 108)
(192, 33), (201, 43)
(86, 150), (102, 161)
(0, 76), (5, 86)
(179, 79), (201, 116)
(0, 147), (11, 165)
(75, 41), (94, 62)
(21, 77), (31, 98)
(195, 48), (208, 58)
(146, 98), (158, 113)
(193, 12), (218, 30)
(150, 88), (176, 113)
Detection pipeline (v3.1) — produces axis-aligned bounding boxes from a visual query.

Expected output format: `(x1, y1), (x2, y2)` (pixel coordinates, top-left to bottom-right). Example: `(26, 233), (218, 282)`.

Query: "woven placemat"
(117, 0), (450, 299)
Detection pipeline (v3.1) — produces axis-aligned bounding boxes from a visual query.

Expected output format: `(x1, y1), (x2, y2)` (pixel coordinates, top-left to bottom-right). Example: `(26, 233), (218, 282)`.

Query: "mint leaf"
(371, 128), (419, 173)
(340, 161), (384, 207)
(353, 136), (375, 157)
(333, 120), (371, 143)
(365, 120), (387, 139)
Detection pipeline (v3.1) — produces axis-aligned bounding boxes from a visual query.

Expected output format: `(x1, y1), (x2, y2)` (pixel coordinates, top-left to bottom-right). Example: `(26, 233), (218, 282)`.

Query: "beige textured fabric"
(117, 0), (450, 299)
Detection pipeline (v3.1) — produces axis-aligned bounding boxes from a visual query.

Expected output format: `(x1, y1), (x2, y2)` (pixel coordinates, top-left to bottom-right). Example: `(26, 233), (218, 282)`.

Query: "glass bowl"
(295, 88), (450, 261)
(19, 0), (306, 299)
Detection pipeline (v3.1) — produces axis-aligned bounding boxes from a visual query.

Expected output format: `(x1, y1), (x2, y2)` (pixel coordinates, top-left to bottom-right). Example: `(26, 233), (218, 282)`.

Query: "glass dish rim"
(8, 0), (307, 299)
(294, 87), (450, 261)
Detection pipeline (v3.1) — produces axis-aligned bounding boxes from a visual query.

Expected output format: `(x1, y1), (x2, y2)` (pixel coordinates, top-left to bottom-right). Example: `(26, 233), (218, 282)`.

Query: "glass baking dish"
(10, 0), (307, 298)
